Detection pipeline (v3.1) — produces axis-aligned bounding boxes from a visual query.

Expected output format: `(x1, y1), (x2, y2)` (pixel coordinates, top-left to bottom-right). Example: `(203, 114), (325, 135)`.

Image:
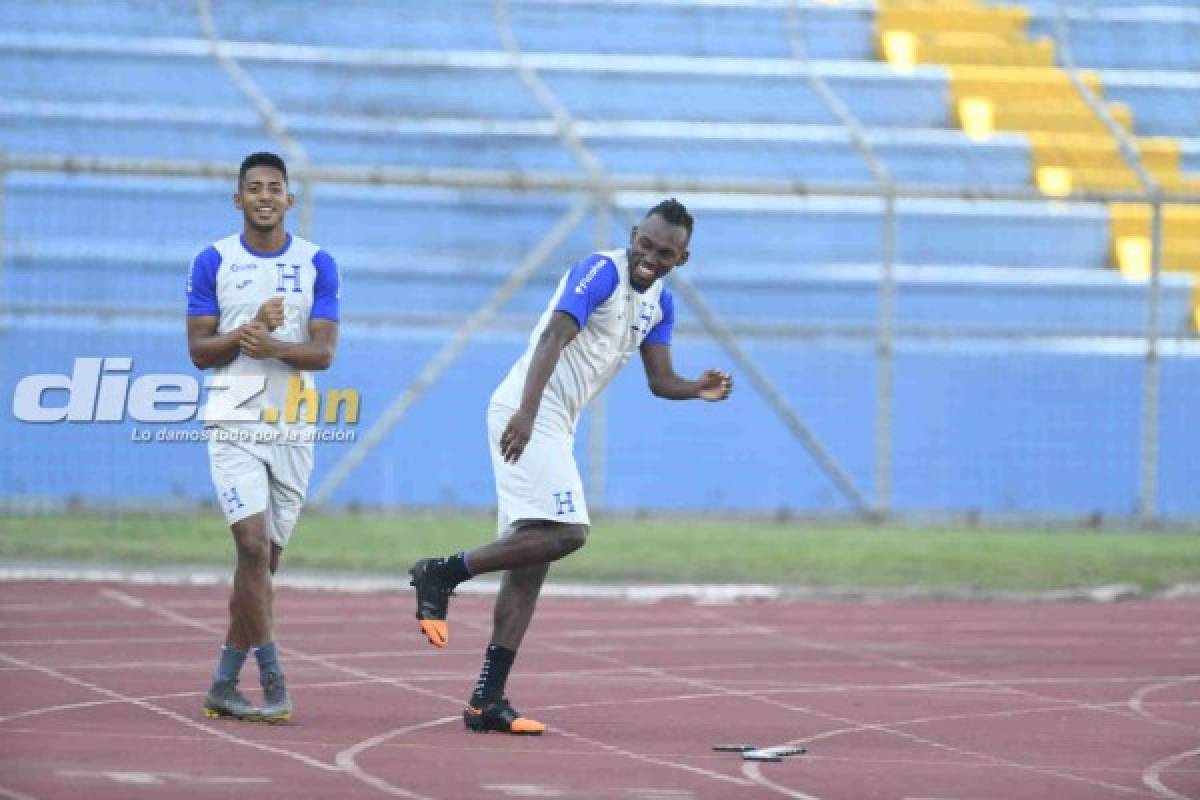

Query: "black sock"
(470, 644), (516, 705)
(433, 552), (471, 585)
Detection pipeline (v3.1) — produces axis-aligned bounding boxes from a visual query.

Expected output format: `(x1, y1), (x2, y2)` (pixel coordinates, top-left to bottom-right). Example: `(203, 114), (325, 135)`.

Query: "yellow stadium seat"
(874, 0), (1200, 326)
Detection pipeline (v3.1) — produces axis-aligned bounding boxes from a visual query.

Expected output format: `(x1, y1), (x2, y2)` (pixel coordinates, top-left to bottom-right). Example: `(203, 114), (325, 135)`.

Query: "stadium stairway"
(5, 0), (1200, 515)
(875, 0), (1200, 327)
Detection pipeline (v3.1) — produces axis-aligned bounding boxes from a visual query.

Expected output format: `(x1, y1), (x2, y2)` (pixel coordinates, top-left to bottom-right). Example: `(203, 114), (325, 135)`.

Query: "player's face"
(628, 213), (690, 291)
(234, 166), (293, 233)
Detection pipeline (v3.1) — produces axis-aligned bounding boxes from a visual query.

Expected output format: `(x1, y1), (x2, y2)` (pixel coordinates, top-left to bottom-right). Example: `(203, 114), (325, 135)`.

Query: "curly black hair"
(646, 197), (693, 237)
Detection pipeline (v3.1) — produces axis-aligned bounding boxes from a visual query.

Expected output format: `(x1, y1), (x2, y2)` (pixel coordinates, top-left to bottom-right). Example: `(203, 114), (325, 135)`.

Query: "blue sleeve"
(642, 287), (674, 346)
(552, 254), (618, 328)
(186, 246), (221, 316)
(311, 249), (341, 321)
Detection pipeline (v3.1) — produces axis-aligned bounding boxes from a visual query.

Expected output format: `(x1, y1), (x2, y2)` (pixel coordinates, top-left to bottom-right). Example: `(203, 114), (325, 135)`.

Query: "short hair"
(239, 152), (288, 186)
(646, 197), (693, 238)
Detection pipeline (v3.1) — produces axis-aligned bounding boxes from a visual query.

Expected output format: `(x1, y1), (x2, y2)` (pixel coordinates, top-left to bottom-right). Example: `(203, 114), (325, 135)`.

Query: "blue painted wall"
(3, 317), (1198, 516)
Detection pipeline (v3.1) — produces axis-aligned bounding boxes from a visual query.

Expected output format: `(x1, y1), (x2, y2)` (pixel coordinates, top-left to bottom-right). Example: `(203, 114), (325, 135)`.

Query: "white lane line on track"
(334, 718), (456, 800)
(730, 688), (1145, 797)
(705, 607), (1200, 735)
(0, 784), (39, 800)
(705, 606), (1200, 796)
(56, 768), (268, 786)
(1143, 746), (1200, 800)
(0, 679), (376, 725)
(116, 589), (458, 799)
(0, 651), (339, 773)
(0, 636), (211, 646)
(740, 762), (822, 800)
(99, 589), (144, 608)
(136, 597), (462, 706)
(512, 608), (1159, 800)
(550, 728), (755, 790)
(448, 616), (775, 795)
(1131, 677), (1200, 731)
(691, 606), (1194, 798)
(125, 589), (768, 797)
(6, 697), (1191, 783)
(20, 583), (1187, 799)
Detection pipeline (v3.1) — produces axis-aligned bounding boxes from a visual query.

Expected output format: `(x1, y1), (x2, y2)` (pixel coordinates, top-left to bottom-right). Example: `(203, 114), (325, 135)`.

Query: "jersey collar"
(240, 233), (293, 259)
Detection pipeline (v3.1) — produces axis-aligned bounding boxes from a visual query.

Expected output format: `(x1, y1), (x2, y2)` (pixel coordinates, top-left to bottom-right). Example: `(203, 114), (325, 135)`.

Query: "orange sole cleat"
(463, 698), (545, 735)
(409, 559), (454, 648)
(418, 619), (448, 648)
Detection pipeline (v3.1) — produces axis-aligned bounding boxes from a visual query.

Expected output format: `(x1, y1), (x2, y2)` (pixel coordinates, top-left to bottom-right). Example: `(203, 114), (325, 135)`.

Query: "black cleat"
(203, 679), (263, 722)
(409, 558), (453, 647)
(463, 697), (545, 735)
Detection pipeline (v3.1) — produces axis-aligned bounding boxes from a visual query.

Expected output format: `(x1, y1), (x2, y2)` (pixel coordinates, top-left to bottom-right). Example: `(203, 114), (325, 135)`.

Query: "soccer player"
(409, 199), (732, 734)
(185, 152), (340, 722)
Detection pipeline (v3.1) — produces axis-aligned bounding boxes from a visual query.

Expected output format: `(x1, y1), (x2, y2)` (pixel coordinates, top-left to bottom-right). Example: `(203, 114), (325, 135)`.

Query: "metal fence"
(2, 0), (1199, 523)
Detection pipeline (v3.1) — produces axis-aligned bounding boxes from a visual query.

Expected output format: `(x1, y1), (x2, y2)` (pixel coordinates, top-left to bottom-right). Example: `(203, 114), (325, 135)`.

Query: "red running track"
(0, 580), (1197, 799)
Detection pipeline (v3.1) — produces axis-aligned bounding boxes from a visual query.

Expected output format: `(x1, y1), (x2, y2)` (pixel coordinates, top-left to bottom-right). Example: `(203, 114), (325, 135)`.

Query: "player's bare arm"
(639, 342), (733, 401)
(501, 311), (580, 463)
(240, 318), (338, 371)
(188, 297), (287, 369)
(187, 316), (243, 370)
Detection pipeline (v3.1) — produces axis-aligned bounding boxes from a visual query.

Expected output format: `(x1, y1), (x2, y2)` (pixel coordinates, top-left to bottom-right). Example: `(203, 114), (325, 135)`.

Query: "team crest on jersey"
(276, 263), (303, 293)
(631, 300), (656, 335)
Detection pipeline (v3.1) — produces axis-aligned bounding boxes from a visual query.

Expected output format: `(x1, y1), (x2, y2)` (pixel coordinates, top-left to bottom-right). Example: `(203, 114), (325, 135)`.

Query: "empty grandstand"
(1, 0), (1198, 519)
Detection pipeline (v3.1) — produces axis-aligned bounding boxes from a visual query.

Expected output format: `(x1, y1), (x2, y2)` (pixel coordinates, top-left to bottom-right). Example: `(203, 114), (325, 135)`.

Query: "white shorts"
(487, 403), (589, 537)
(207, 435), (314, 548)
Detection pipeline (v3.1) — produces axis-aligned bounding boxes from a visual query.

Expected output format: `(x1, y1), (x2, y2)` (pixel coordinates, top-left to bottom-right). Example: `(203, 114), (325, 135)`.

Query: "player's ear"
(677, 248), (689, 267)
(233, 190), (243, 210)
(629, 224), (639, 244)
(285, 191), (295, 209)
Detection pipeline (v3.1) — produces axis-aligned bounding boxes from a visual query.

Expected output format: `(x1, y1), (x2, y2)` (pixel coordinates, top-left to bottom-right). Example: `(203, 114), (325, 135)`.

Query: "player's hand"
(696, 369), (733, 402)
(255, 296), (285, 331)
(500, 409), (535, 464)
(239, 320), (278, 359)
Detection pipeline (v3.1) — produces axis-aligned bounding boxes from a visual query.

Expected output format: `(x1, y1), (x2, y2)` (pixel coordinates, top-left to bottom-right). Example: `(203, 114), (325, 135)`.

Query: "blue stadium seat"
(3, 0), (1199, 515)
(1026, 7), (1200, 72)
(0, 0), (199, 38)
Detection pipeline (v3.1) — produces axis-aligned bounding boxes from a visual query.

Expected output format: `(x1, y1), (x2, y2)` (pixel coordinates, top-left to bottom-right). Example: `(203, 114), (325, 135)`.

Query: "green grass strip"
(2, 512), (1197, 591)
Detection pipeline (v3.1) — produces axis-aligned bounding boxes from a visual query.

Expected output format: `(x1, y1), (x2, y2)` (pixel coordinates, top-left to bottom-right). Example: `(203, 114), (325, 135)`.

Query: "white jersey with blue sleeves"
(186, 233), (340, 444)
(491, 248), (674, 433)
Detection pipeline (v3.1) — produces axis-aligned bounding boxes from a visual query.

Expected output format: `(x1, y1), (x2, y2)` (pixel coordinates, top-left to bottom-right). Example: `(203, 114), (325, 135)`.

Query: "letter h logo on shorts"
(221, 487), (246, 515)
(553, 491), (576, 515)
(276, 263), (303, 293)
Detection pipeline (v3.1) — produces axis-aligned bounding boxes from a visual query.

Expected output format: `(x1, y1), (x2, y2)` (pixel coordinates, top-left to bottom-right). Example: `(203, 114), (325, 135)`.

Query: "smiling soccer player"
(408, 198), (733, 734)
(186, 152), (341, 723)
